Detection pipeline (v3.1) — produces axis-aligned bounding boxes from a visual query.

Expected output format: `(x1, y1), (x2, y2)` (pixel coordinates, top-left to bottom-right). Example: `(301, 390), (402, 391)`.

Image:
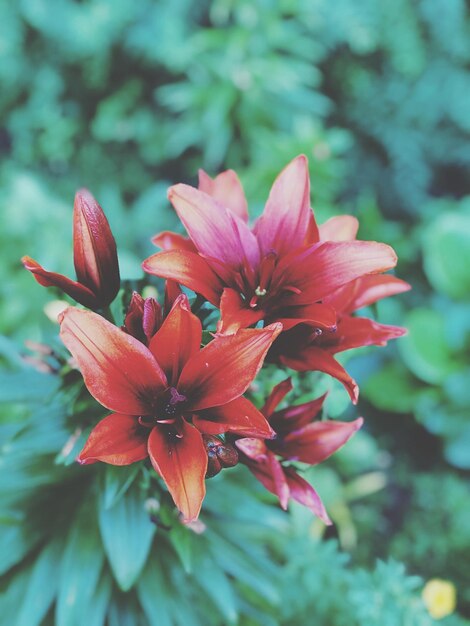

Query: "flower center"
(138, 387), (187, 428)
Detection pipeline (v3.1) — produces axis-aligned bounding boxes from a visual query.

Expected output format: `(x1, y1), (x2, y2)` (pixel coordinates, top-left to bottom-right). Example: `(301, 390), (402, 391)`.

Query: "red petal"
(304, 212), (320, 245)
(59, 308), (167, 414)
(343, 275), (411, 313)
(272, 303), (337, 332)
(243, 452), (290, 509)
(328, 316), (407, 354)
(261, 377), (293, 418)
(193, 396), (275, 438)
(284, 467), (331, 524)
(179, 324), (282, 411)
(279, 347), (359, 404)
(278, 417), (363, 464)
(168, 184), (260, 268)
(151, 231), (197, 253)
(148, 294), (202, 385)
(77, 413), (148, 465)
(148, 421), (207, 522)
(254, 155), (312, 256)
(235, 437), (269, 460)
(270, 393), (327, 433)
(143, 250), (223, 306)
(164, 280), (183, 314)
(21, 256), (99, 309)
(198, 169), (249, 222)
(217, 288), (265, 334)
(73, 189), (120, 306)
(319, 215), (359, 242)
(272, 240), (398, 305)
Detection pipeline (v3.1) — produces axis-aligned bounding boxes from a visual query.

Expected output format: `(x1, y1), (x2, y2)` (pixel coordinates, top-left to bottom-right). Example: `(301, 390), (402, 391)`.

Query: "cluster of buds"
(23, 155), (408, 523)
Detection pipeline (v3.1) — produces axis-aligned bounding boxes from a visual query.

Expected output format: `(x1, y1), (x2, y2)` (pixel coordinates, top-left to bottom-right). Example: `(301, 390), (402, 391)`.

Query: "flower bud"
(203, 435), (239, 478)
(73, 189), (120, 308)
(123, 292), (162, 344)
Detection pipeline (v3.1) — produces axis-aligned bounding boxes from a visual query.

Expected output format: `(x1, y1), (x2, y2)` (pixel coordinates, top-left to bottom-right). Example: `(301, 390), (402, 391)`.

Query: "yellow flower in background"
(422, 579), (457, 619)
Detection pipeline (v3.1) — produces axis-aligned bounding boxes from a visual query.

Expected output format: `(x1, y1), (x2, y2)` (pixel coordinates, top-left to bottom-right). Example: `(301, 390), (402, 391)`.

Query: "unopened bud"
(203, 435), (239, 478)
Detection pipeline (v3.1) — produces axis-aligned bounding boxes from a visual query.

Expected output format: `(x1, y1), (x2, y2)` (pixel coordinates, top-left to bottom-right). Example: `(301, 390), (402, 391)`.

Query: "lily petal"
(217, 288), (265, 334)
(261, 377), (293, 418)
(278, 417), (363, 464)
(235, 437), (269, 461)
(273, 240), (398, 305)
(254, 155), (312, 256)
(284, 467), (331, 524)
(193, 396), (275, 438)
(279, 347), (359, 404)
(319, 215), (359, 242)
(148, 294), (202, 385)
(179, 324), (282, 411)
(272, 303), (337, 332)
(151, 231), (197, 252)
(143, 250), (223, 306)
(77, 413), (148, 465)
(73, 189), (120, 305)
(344, 275), (411, 313)
(269, 393), (327, 433)
(168, 184), (260, 268)
(243, 451), (290, 509)
(59, 307), (167, 414)
(21, 256), (98, 309)
(198, 169), (249, 222)
(148, 421), (207, 522)
(327, 316), (407, 354)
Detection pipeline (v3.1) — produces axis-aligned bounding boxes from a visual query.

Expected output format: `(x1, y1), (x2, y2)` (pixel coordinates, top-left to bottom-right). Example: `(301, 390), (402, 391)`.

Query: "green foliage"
(1, 0), (469, 623)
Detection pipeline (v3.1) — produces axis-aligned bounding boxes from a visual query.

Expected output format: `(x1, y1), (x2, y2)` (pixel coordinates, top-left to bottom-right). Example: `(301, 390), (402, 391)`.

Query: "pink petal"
(235, 437), (269, 461)
(272, 303), (337, 332)
(272, 240), (398, 306)
(327, 316), (407, 354)
(279, 347), (359, 404)
(143, 250), (224, 306)
(77, 413), (148, 465)
(319, 215), (359, 242)
(198, 169), (249, 222)
(254, 155), (312, 256)
(279, 417), (363, 464)
(343, 275), (411, 313)
(168, 184), (260, 269)
(269, 393), (327, 433)
(151, 231), (197, 253)
(284, 467), (331, 524)
(261, 377), (293, 418)
(243, 451), (290, 509)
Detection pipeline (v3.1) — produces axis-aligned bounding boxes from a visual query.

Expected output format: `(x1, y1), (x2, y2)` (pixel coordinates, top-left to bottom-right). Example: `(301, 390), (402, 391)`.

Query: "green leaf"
(137, 555), (174, 626)
(0, 370), (60, 404)
(363, 363), (420, 413)
(83, 573), (113, 626)
(423, 212), (470, 299)
(56, 501), (105, 626)
(16, 536), (64, 626)
(103, 463), (141, 510)
(98, 480), (156, 591)
(399, 308), (457, 384)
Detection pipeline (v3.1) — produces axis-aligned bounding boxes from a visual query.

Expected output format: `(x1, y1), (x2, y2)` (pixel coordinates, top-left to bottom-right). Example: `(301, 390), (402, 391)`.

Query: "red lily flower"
(269, 217), (411, 402)
(235, 378), (363, 523)
(142, 155), (398, 336)
(22, 189), (120, 310)
(58, 295), (280, 521)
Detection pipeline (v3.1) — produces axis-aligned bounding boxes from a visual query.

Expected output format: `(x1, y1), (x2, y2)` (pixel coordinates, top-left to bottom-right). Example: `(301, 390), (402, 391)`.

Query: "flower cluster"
(23, 155), (409, 523)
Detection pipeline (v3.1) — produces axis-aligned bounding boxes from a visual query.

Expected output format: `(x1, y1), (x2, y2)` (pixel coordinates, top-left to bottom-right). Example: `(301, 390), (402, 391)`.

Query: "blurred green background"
(1, 1), (469, 624)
